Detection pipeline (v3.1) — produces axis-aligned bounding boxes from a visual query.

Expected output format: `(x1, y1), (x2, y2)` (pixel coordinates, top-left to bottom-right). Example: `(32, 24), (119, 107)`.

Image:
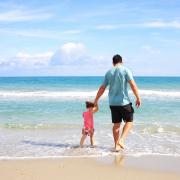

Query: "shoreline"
(1, 154), (180, 179)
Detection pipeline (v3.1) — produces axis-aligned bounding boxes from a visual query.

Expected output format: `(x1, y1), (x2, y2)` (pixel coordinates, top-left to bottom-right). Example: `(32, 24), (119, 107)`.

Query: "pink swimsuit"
(82, 110), (94, 135)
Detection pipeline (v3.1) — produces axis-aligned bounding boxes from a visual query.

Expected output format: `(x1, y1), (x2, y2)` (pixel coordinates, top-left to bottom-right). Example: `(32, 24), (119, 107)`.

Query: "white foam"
(1, 152), (180, 160)
(0, 89), (180, 99)
(0, 154), (110, 160)
(0, 90), (105, 99)
(138, 89), (180, 97)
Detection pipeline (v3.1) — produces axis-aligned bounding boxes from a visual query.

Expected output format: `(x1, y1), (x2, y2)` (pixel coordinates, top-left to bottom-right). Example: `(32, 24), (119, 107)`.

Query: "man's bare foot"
(115, 144), (121, 152)
(118, 138), (125, 149)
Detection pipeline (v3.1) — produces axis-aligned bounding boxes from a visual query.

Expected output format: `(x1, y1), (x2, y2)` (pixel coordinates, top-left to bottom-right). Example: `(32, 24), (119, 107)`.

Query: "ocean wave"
(138, 90), (180, 98)
(0, 147), (180, 160)
(134, 124), (180, 134)
(2, 122), (180, 135)
(1, 123), (81, 130)
(0, 89), (180, 99)
(0, 90), (100, 99)
(1, 153), (180, 160)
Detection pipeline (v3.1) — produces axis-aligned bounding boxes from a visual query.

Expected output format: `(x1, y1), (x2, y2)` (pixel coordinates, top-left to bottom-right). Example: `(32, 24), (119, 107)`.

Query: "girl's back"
(83, 110), (94, 130)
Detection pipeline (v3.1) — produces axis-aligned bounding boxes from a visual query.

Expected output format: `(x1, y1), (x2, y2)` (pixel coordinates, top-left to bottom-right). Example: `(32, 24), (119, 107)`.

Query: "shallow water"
(0, 76), (180, 158)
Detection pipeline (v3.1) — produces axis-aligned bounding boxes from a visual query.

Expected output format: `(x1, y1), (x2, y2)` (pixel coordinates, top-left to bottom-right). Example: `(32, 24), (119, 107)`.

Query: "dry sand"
(0, 155), (180, 180)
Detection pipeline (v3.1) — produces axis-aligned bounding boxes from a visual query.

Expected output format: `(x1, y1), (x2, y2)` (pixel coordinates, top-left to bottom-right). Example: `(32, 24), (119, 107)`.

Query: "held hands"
(92, 99), (99, 113)
(94, 99), (98, 106)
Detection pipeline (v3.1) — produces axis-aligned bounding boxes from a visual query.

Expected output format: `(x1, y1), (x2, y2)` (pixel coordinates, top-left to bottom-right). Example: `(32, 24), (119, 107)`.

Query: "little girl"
(80, 101), (98, 147)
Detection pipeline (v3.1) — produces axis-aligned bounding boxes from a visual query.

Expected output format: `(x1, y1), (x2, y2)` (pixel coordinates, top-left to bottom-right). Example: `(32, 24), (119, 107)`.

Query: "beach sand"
(0, 155), (180, 180)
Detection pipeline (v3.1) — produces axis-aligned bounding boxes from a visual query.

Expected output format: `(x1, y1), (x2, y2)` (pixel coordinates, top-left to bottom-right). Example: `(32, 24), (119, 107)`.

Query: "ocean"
(0, 76), (180, 159)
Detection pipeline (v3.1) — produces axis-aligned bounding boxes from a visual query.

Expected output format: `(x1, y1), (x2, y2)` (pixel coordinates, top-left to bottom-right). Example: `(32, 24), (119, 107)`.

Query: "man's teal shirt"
(102, 65), (133, 106)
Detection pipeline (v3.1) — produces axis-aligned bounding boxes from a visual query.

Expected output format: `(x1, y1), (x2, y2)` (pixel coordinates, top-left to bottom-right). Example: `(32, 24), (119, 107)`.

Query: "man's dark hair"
(112, 54), (122, 65)
(86, 101), (95, 108)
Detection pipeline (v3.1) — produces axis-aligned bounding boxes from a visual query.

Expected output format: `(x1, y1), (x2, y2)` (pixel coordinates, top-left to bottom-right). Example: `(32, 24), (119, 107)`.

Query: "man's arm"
(94, 85), (106, 105)
(128, 80), (141, 108)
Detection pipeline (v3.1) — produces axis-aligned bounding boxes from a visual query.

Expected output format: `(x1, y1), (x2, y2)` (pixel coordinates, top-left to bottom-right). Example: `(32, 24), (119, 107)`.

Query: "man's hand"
(135, 98), (141, 108)
(129, 80), (141, 108)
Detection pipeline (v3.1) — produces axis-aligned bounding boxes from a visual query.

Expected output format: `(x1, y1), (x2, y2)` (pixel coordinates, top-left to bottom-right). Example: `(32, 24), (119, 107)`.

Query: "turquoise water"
(0, 76), (180, 158)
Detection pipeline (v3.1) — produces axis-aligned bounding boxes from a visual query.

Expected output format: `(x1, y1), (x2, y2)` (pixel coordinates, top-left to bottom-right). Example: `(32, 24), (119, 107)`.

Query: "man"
(94, 54), (141, 151)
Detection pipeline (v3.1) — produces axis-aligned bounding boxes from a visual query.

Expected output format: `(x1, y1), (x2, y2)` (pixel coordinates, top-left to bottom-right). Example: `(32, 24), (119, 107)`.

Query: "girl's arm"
(92, 104), (99, 113)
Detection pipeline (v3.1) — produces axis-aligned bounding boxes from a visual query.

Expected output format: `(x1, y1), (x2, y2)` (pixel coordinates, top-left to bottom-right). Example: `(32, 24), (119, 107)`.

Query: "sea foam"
(0, 89), (180, 99)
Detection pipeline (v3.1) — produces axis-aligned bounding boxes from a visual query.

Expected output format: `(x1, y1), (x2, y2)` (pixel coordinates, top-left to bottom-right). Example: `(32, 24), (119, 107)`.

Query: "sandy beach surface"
(0, 155), (180, 180)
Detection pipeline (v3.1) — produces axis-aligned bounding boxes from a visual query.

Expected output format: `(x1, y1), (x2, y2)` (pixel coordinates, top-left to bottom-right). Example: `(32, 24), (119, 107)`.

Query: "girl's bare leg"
(90, 129), (95, 146)
(80, 135), (87, 148)
(90, 135), (94, 146)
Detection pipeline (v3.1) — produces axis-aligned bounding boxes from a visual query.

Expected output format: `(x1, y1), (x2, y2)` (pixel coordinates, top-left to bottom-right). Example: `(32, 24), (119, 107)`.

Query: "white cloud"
(141, 45), (160, 54)
(96, 24), (135, 30)
(96, 24), (121, 30)
(0, 28), (82, 39)
(0, 9), (53, 22)
(0, 52), (53, 67)
(50, 42), (109, 66)
(51, 43), (87, 65)
(96, 20), (180, 30)
(144, 20), (180, 28)
(0, 42), (110, 70)
(17, 52), (53, 65)
(1, 41), (179, 76)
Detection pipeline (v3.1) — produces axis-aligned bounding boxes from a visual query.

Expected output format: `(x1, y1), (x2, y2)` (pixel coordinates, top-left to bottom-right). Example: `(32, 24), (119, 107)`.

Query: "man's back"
(103, 65), (133, 106)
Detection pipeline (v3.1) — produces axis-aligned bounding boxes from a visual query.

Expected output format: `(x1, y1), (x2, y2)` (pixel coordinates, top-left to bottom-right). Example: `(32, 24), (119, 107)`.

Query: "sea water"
(0, 76), (180, 159)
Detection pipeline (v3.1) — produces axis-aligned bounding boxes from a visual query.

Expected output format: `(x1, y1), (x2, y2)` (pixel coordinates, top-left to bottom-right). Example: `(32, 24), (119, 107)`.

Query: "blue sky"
(0, 0), (180, 76)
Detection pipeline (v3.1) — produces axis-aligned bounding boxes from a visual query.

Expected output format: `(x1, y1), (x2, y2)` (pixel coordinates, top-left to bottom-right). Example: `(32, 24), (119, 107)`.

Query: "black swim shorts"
(110, 103), (134, 123)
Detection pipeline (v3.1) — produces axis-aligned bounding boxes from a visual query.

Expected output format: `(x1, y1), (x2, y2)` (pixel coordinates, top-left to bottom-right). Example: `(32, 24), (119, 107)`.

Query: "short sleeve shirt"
(102, 66), (134, 106)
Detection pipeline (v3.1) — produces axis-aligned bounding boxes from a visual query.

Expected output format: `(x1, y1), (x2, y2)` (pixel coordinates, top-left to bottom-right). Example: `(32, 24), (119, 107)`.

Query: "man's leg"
(113, 123), (121, 151)
(119, 122), (133, 148)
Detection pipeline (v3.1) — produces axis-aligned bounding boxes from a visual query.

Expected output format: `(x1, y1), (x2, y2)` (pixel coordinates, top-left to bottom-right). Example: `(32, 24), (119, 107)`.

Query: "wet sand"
(0, 155), (180, 180)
